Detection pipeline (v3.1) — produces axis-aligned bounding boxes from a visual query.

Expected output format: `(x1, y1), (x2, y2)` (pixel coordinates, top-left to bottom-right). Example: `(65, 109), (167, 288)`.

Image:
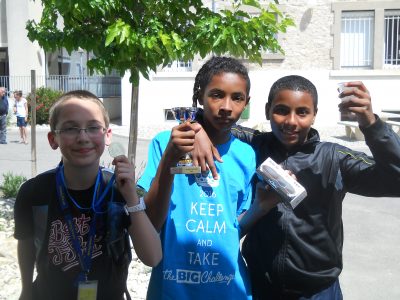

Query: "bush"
(27, 87), (63, 125)
(0, 172), (27, 199)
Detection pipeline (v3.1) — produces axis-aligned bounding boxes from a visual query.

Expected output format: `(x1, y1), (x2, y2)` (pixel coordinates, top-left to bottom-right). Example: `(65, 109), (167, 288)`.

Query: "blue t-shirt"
(138, 130), (256, 300)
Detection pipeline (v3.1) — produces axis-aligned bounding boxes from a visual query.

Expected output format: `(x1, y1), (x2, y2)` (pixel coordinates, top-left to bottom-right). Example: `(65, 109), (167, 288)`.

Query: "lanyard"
(55, 165), (115, 282)
(58, 166), (115, 213)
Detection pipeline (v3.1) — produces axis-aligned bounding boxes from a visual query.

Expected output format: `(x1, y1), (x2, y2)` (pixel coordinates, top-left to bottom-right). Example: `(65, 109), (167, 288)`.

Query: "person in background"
(0, 86), (9, 144)
(193, 75), (400, 299)
(13, 90), (29, 144)
(14, 90), (162, 300)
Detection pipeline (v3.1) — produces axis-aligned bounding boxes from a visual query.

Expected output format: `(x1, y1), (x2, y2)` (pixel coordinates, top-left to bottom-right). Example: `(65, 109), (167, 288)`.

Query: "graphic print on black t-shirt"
(48, 212), (104, 272)
(14, 169), (131, 300)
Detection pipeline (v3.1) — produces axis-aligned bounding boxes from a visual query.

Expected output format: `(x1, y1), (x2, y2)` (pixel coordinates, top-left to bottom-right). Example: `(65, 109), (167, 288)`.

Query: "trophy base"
(170, 166), (201, 174)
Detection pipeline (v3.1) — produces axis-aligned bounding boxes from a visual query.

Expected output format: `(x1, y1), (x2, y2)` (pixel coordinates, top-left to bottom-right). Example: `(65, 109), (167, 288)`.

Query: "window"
(340, 11), (374, 68)
(164, 60), (193, 72)
(332, 2), (400, 70)
(384, 10), (400, 67)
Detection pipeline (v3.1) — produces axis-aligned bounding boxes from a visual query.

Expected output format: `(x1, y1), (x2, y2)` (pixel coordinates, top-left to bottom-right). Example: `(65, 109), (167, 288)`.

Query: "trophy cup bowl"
(170, 107), (201, 175)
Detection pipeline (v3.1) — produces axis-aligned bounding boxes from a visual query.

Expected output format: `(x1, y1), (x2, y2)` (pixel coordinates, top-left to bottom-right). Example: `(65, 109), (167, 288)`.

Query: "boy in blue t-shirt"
(138, 56), (256, 299)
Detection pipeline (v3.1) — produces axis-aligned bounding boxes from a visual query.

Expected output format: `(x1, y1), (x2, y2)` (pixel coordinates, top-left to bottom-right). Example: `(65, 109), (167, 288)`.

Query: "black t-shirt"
(14, 168), (131, 300)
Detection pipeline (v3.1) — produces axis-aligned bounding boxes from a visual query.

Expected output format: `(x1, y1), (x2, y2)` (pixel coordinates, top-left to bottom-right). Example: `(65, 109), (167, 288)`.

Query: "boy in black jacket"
(193, 76), (400, 299)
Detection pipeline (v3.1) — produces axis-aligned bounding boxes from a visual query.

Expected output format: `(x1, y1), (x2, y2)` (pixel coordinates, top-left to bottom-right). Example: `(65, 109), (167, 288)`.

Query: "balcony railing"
(0, 75), (121, 98)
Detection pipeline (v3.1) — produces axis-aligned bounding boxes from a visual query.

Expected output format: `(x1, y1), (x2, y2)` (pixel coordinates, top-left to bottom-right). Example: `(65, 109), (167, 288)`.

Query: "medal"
(108, 142), (126, 158)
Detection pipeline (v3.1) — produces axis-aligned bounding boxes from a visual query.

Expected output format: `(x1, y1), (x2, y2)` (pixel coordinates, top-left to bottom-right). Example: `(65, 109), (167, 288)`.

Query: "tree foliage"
(26, 0), (294, 163)
(27, 0), (294, 85)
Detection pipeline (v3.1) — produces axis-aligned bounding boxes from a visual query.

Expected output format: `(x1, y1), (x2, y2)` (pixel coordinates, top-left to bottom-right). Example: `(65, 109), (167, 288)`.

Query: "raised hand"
(338, 81), (376, 127)
(112, 155), (136, 203)
(166, 121), (201, 163)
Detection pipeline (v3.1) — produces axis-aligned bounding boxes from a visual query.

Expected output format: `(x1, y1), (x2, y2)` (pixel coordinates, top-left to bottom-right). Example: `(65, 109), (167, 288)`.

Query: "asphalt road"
(1, 127), (399, 299)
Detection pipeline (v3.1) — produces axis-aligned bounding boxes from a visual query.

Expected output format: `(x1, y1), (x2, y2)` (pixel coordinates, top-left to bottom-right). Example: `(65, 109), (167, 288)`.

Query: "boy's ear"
(265, 103), (271, 120)
(196, 91), (204, 106)
(47, 132), (59, 150)
(312, 108), (318, 124)
(104, 128), (112, 146)
(246, 96), (251, 105)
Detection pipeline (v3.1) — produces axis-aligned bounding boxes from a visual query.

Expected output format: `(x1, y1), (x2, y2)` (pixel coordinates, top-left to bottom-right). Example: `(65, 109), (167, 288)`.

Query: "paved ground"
(1, 124), (400, 299)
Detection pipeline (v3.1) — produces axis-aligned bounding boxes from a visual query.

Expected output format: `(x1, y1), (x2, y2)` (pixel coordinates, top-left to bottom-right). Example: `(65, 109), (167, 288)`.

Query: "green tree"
(27, 0), (293, 163)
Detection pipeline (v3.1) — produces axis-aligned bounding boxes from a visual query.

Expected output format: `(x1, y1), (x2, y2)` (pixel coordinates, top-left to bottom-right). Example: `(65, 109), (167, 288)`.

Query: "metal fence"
(0, 75), (121, 98)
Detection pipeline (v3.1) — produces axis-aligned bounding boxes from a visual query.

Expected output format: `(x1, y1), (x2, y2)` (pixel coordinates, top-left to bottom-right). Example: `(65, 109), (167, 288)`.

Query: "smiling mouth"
(281, 129), (298, 137)
(76, 148), (93, 154)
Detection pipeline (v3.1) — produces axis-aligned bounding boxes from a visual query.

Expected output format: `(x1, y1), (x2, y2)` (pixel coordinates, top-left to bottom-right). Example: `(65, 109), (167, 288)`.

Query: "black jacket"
(233, 118), (400, 299)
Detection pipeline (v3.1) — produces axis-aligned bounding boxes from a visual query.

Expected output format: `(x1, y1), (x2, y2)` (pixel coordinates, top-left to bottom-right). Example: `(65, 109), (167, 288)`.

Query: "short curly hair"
(267, 75), (318, 110)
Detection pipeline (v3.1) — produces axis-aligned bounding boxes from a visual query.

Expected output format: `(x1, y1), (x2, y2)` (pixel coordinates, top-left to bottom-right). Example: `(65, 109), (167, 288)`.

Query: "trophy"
(170, 107), (201, 175)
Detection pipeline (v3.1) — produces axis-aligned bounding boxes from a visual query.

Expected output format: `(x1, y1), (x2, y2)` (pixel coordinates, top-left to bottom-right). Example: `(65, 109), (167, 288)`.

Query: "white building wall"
(5, 0), (44, 80)
(249, 0), (334, 70)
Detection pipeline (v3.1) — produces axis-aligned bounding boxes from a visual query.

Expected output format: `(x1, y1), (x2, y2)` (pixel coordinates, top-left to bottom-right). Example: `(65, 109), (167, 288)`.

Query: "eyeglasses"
(54, 126), (106, 138)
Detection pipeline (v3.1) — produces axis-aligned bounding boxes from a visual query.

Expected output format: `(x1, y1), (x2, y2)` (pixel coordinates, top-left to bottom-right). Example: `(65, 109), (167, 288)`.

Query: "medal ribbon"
(55, 164), (115, 282)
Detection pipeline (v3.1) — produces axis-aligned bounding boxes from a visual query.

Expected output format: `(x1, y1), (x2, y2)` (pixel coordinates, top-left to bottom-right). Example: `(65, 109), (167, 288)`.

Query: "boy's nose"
(219, 98), (233, 115)
(285, 112), (297, 125)
(76, 129), (91, 140)
(219, 109), (232, 117)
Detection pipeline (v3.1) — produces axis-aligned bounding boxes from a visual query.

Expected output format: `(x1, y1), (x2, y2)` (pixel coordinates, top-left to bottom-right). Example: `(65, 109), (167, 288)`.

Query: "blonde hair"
(49, 90), (110, 131)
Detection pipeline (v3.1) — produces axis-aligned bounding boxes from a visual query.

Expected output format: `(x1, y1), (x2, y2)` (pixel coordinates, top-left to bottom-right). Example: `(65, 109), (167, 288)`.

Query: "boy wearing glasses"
(14, 90), (162, 300)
